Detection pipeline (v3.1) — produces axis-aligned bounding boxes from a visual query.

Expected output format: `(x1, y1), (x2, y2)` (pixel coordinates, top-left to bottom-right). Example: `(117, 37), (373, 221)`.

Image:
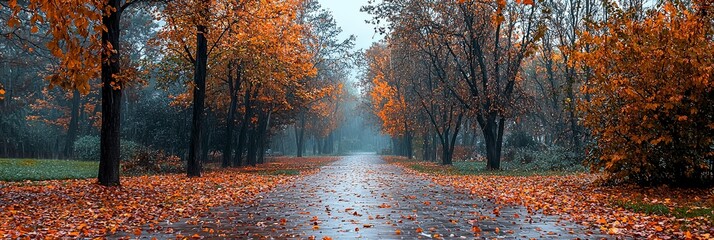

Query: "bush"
(503, 146), (585, 172)
(505, 130), (538, 150)
(73, 136), (143, 162)
(74, 136), (101, 161)
(578, 4), (714, 186)
(121, 147), (183, 175)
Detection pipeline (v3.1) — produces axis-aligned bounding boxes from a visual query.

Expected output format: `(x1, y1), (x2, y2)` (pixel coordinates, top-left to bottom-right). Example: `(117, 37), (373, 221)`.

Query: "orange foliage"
(577, 3), (714, 185)
(0, 157), (336, 239)
(392, 161), (714, 238)
(5, 0), (107, 94)
(364, 42), (414, 137)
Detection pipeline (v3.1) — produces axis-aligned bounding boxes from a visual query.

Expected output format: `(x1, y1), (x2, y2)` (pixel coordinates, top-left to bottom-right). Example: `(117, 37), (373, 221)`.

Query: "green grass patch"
(401, 160), (577, 177)
(613, 200), (714, 222)
(256, 169), (301, 176)
(0, 159), (98, 181)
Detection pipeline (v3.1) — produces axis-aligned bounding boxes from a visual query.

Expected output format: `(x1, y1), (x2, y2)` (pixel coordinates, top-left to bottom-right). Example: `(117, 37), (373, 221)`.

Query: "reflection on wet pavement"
(145, 154), (606, 239)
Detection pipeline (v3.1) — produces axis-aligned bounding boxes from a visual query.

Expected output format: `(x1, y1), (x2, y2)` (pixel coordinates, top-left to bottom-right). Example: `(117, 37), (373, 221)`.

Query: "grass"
(613, 199), (714, 223)
(399, 159), (578, 177)
(0, 158), (98, 181)
(257, 169), (301, 176)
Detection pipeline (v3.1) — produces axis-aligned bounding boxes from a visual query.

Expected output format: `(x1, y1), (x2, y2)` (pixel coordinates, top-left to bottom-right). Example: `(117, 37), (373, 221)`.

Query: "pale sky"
(318, 0), (381, 51)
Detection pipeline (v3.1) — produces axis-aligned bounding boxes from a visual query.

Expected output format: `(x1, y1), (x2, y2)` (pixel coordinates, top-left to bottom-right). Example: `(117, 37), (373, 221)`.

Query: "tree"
(294, 0), (355, 157)
(577, 2), (714, 186)
(5, 0), (148, 186)
(364, 0), (545, 168)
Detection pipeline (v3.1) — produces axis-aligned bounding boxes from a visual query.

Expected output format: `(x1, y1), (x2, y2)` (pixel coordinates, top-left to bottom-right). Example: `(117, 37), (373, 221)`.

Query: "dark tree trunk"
(247, 129), (257, 166)
(422, 128), (430, 161)
(567, 89), (581, 152)
(234, 122), (246, 166)
(64, 89), (81, 158)
(235, 85), (254, 166)
(187, 19), (208, 177)
(481, 114), (503, 170)
(295, 112), (306, 157)
(444, 114), (463, 165)
(98, 0), (122, 186)
(222, 61), (240, 167)
(255, 110), (269, 164)
(405, 130), (413, 159)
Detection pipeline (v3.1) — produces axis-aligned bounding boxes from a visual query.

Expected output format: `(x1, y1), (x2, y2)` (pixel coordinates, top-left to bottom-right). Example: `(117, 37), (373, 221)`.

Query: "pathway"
(143, 154), (605, 239)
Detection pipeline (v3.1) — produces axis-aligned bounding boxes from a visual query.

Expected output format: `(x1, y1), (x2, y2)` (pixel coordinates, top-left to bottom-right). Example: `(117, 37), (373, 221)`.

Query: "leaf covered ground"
(0, 157), (337, 239)
(387, 157), (714, 239)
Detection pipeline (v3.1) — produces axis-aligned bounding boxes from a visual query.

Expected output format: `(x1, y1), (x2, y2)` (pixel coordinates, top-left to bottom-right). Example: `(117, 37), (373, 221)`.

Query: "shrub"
(452, 145), (475, 161)
(74, 136), (101, 161)
(578, 3), (714, 186)
(73, 136), (143, 162)
(504, 146), (585, 172)
(121, 147), (183, 175)
(505, 131), (538, 150)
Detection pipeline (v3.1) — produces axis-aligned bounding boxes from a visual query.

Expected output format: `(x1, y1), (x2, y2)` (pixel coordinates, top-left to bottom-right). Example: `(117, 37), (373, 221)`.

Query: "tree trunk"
(187, 18), (208, 177)
(98, 0), (122, 186)
(235, 86), (253, 166)
(405, 130), (413, 159)
(222, 62), (238, 168)
(64, 89), (81, 158)
(247, 129), (257, 166)
(255, 111), (269, 164)
(481, 114), (502, 170)
(295, 112), (306, 157)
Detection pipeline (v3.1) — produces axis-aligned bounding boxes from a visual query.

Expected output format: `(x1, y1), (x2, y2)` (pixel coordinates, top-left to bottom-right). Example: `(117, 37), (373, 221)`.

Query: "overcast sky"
(318, 0), (381, 51)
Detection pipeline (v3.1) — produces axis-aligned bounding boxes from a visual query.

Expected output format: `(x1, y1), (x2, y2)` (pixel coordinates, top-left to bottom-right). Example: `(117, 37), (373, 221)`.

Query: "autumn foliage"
(577, 2), (714, 186)
(389, 159), (714, 238)
(0, 157), (334, 238)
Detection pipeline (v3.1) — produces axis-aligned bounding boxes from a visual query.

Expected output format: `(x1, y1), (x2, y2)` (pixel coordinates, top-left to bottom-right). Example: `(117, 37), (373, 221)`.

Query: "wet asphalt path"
(139, 154), (605, 239)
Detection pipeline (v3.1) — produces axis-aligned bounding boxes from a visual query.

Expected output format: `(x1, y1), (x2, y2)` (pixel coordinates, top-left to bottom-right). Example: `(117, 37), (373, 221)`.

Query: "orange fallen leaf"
(416, 227), (423, 233)
(395, 229), (402, 235)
